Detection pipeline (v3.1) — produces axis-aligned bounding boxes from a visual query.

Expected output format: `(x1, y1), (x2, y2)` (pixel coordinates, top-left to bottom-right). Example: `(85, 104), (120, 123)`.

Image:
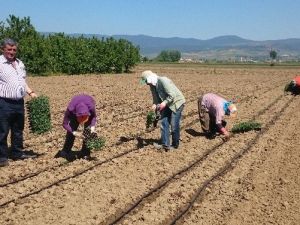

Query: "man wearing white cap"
(198, 93), (237, 138)
(140, 70), (185, 150)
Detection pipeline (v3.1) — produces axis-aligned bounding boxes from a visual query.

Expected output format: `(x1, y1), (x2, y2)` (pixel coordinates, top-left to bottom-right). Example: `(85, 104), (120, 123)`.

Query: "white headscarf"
(141, 70), (158, 86)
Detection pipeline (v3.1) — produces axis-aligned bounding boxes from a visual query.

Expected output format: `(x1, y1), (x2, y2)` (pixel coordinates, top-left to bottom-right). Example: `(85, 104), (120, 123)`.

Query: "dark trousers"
(292, 86), (300, 95)
(0, 98), (25, 159)
(62, 115), (90, 156)
(198, 96), (211, 132)
(198, 96), (226, 134)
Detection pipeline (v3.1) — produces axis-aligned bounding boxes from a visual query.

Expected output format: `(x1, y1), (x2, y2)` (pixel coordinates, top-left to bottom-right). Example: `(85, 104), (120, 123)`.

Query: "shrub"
(26, 95), (52, 134)
(231, 121), (261, 133)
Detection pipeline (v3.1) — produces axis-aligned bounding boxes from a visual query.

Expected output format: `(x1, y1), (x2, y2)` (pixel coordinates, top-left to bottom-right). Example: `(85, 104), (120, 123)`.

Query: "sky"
(1, 0), (299, 41)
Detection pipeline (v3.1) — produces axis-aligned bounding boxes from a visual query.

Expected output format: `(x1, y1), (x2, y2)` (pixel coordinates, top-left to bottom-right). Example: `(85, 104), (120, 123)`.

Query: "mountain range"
(45, 33), (300, 60)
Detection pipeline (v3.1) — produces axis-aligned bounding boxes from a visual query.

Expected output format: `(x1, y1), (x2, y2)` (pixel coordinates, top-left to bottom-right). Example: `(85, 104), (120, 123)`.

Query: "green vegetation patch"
(83, 129), (106, 151)
(86, 137), (106, 151)
(231, 121), (262, 133)
(26, 95), (52, 134)
(146, 111), (156, 128)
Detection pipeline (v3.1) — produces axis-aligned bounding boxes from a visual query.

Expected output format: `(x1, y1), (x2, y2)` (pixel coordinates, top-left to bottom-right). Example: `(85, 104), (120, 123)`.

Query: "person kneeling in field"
(198, 93), (237, 139)
(55, 94), (97, 161)
(284, 75), (300, 95)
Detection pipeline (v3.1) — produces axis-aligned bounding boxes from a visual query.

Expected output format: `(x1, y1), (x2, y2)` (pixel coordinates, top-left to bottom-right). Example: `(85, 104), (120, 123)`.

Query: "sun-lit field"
(0, 64), (299, 225)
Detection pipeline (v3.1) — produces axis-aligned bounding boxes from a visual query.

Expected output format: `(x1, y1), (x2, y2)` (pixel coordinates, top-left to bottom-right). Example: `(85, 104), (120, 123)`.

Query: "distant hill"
(41, 33), (300, 60)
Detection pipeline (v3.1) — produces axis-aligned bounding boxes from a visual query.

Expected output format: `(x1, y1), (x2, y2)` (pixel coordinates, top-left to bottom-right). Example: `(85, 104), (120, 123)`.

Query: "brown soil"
(0, 65), (299, 225)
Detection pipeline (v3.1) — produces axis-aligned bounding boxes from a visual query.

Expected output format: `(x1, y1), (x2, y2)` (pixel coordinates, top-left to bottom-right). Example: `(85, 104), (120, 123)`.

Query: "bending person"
(198, 93), (237, 138)
(56, 94), (97, 161)
(284, 75), (300, 95)
(140, 70), (185, 151)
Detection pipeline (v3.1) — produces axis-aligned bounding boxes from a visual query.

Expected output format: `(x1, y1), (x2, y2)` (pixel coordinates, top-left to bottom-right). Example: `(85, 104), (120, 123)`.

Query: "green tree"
(270, 49), (277, 66)
(155, 50), (181, 62)
(169, 50), (181, 62)
(3, 15), (36, 42)
(0, 15), (140, 75)
(118, 39), (140, 72)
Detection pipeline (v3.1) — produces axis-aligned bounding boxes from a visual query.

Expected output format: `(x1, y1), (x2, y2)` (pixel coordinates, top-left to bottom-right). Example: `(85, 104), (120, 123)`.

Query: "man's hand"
(28, 91), (38, 98)
(72, 131), (82, 138)
(90, 126), (96, 133)
(151, 104), (157, 111)
(30, 93), (38, 98)
(158, 102), (166, 111)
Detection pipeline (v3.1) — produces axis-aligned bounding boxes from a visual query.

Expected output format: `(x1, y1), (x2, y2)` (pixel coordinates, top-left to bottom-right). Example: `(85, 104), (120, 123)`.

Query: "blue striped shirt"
(0, 55), (27, 100)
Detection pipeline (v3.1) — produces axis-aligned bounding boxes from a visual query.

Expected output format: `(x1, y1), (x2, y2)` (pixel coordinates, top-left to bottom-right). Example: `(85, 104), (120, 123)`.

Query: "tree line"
(0, 15), (140, 75)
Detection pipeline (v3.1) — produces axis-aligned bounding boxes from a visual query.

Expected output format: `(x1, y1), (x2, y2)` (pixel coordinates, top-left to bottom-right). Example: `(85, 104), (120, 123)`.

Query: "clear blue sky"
(1, 0), (299, 40)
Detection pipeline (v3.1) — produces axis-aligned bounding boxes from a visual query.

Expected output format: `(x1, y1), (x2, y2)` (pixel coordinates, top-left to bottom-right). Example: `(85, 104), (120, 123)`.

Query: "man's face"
(3, 44), (17, 62)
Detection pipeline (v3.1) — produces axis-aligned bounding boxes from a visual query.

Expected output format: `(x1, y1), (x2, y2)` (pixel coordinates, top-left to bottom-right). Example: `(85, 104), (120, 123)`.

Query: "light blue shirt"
(0, 55), (27, 99)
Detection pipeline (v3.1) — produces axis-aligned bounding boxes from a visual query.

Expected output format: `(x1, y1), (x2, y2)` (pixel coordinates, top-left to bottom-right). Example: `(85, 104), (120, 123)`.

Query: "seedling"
(146, 108), (161, 129)
(86, 137), (106, 151)
(231, 121), (262, 133)
(146, 111), (156, 128)
(83, 128), (105, 151)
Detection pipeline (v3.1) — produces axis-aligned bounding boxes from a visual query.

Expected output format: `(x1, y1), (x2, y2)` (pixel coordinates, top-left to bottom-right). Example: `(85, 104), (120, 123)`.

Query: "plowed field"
(0, 65), (299, 225)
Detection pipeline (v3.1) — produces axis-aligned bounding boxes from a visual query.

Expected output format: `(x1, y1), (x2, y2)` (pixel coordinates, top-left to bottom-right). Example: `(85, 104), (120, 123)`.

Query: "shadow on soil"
(8, 148), (44, 160)
(54, 150), (96, 162)
(185, 128), (217, 140)
(136, 137), (160, 149)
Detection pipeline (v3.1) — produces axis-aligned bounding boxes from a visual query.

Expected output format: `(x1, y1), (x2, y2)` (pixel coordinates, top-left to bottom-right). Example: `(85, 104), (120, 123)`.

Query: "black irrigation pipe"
(0, 165), (51, 188)
(25, 79), (285, 147)
(0, 86), (286, 206)
(0, 126), (147, 189)
(0, 104), (167, 189)
(168, 96), (294, 225)
(106, 94), (288, 225)
(23, 91), (199, 148)
(0, 84), (284, 193)
(0, 107), (212, 191)
(0, 83), (283, 191)
(0, 146), (141, 208)
(106, 141), (226, 225)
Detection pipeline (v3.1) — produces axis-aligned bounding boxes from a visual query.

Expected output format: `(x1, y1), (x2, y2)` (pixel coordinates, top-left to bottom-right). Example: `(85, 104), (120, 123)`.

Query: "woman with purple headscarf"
(56, 94), (97, 161)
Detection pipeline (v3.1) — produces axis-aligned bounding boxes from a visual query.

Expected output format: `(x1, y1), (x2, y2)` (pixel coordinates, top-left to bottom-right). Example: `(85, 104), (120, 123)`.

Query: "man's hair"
(1, 38), (18, 48)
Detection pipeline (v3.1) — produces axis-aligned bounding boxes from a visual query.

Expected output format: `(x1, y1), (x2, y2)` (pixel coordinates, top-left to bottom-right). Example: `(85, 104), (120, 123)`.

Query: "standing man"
(198, 93), (237, 138)
(140, 70), (185, 151)
(0, 38), (38, 167)
(55, 94), (97, 161)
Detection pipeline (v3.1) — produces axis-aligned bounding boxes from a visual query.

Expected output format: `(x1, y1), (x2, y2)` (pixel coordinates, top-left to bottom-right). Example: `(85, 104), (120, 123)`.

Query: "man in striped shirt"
(0, 38), (37, 167)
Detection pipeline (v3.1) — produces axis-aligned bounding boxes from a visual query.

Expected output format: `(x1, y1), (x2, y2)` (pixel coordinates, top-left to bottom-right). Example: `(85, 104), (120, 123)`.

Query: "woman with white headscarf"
(140, 70), (185, 151)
